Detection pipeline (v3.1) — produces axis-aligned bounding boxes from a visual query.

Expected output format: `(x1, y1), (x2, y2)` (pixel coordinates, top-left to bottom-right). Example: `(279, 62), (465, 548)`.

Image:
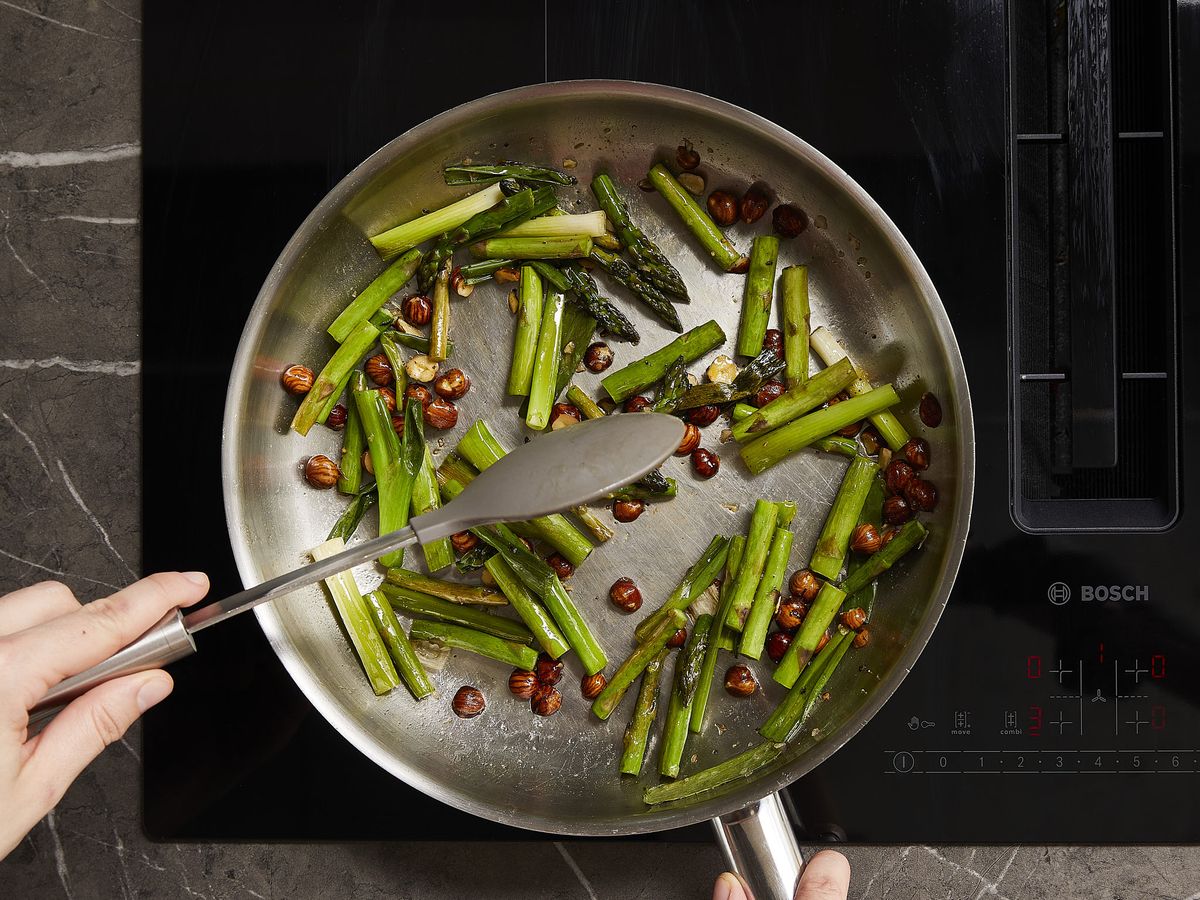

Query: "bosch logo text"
(1080, 584), (1149, 602)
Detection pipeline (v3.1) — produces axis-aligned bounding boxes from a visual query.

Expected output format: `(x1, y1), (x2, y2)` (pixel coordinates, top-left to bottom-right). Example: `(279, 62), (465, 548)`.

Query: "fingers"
(5, 571), (208, 706)
(0, 581), (81, 637)
(713, 872), (751, 900)
(794, 850), (851, 900)
(21, 670), (173, 813)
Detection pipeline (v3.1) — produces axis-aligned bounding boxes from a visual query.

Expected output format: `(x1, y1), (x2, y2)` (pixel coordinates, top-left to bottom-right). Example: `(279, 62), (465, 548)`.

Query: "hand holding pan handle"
(713, 792), (805, 899)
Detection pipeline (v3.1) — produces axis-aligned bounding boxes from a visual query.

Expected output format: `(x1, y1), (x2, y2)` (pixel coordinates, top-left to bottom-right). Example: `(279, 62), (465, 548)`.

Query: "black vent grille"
(1006, 0), (1178, 532)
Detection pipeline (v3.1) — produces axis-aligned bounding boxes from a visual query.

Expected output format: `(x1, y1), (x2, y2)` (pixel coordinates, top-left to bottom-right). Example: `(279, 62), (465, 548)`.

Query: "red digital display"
(1152, 705), (1167, 731)
(1028, 705), (1043, 737)
(1151, 654), (1167, 679)
(1026, 655), (1041, 679)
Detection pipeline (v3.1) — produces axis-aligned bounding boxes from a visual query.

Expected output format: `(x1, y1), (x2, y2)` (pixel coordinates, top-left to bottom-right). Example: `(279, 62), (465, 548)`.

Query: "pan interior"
(222, 82), (972, 835)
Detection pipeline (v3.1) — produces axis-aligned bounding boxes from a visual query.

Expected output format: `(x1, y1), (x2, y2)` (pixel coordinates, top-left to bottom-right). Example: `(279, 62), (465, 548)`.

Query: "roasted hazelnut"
(623, 395), (651, 413)
(325, 404), (348, 430)
(920, 392), (943, 428)
(707, 190), (738, 227)
(752, 380), (785, 408)
(450, 266), (474, 298)
(860, 427), (882, 456)
(724, 664), (757, 697)
(904, 477), (938, 512)
(584, 341), (614, 372)
(686, 404), (721, 427)
(609, 577), (643, 612)
(581, 672), (607, 700)
(850, 522), (882, 555)
(549, 403), (582, 430)
(493, 266), (521, 284)
(815, 631), (831, 654)
(841, 607), (868, 631)
(667, 628), (688, 649)
(766, 630), (792, 663)
(613, 498), (645, 522)
(880, 527), (899, 548)
(452, 685), (486, 718)
(508, 670), (538, 699)
(402, 294), (432, 326)
(884, 459), (915, 496)
(762, 329), (784, 358)
(405, 354), (439, 383)
(691, 447), (720, 479)
(434, 368), (470, 400)
(451, 531), (478, 554)
(518, 535), (536, 553)
(903, 437), (931, 470)
(405, 384), (433, 408)
(676, 422), (701, 455)
(776, 598), (808, 632)
(772, 204), (808, 239)
(789, 569), (821, 601)
(391, 413), (406, 437)
(361, 450), (374, 475)
(365, 353), (394, 386)
(730, 256), (751, 274)
(740, 188), (769, 224)
(531, 686), (562, 717)
(378, 386), (397, 413)
(546, 552), (574, 580)
(281, 364), (314, 396)
(424, 397), (459, 430)
(677, 172), (705, 195)
(304, 455), (339, 488)
(676, 141), (701, 170)
(536, 654), (564, 686)
(883, 494), (913, 525)
(706, 355), (738, 384)
(853, 628), (871, 649)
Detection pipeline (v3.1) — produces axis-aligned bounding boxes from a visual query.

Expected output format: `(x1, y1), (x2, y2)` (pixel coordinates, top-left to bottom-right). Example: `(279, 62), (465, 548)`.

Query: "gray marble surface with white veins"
(2, 3), (1200, 898)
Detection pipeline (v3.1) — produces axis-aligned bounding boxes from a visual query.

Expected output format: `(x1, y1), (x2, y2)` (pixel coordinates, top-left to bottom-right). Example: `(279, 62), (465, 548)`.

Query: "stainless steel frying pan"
(221, 81), (974, 898)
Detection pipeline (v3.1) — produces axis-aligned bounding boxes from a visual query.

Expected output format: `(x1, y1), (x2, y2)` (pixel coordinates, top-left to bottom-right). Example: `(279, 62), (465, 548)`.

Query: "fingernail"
(136, 675), (172, 712)
(181, 571), (208, 587)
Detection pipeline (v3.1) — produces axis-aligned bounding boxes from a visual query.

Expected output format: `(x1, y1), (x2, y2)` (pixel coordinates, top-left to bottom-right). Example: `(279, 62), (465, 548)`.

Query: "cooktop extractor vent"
(1006, 0), (1179, 532)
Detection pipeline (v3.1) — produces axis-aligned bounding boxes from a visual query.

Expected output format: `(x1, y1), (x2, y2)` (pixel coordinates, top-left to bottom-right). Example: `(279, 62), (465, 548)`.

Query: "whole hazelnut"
(325, 404), (348, 430)
(752, 381), (785, 408)
(549, 403), (582, 430)
(623, 395), (651, 413)
(531, 686), (562, 717)
(452, 685), (486, 718)
(740, 189), (769, 224)
(691, 447), (720, 479)
(920, 392), (943, 428)
(546, 552), (574, 580)
(850, 523), (882, 554)
(581, 672), (607, 700)
(434, 368), (470, 400)
(281, 364), (314, 396)
(686, 405), (721, 427)
(535, 654), (564, 686)
(841, 607), (867, 631)
(883, 494), (913, 525)
(667, 628), (688, 649)
(613, 498), (645, 522)
(451, 531), (478, 554)
(789, 569), (820, 601)
(676, 423), (701, 456)
(772, 204), (808, 239)
(904, 477), (938, 512)
(405, 384), (433, 408)
(402, 294), (432, 326)
(762, 329), (784, 358)
(903, 437), (931, 470)
(707, 190), (738, 227)
(885, 459), (916, 496)
(423, 397), (458, 430)
(676, 141), (701, 170)
(724, 664), (757, 697)
(776, 598), (808, 632)
(609, 577), (642, 612)
(767, 631), (792, 663)
(508, 670), (538, 699)
(304, 455), (339, 489)
(365, 353), (393, 386)
(584, 342), (614, 373)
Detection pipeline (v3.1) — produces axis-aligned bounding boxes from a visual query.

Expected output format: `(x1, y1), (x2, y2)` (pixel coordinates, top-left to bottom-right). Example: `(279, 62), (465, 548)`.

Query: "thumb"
(24, 671), (172, 806)
(713, 872), (751, 900)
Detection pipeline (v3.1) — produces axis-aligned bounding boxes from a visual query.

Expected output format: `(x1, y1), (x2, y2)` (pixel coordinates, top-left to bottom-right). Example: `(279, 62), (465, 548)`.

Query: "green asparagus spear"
(814, 436), (861, 457)
(634, 535), (730, 642)
(690, 536), (745, 732)
(809, 456), (878, 580)
(527, 259), (571, 292)
(310, 538), (400, 696)
(408, 619), (538, 671)
(839, 520), (927, 595)
(672, 349), (785, 410)
(647, 163), (748, 273)
(566, 385), (606, 420)
(731, 402), (756, 422)
(481, 555), (570, 659)
(326, 487), (377, 543)
(798, 628), (856, 726)
(781, 266), (810, 389)
(643, 741), (784, 805)
(736, 236), (780, 357)
(292, 321), (379, 435)
(738, 526), (796, 660)
(651, 357), (690, 412)
(660, 622), (708, 778)
(620, 648), (669, 776)
(607, 480), (678, 502)
(563, 265), (639, 343)
(589, 247), (683, 332)
(370, 184), (504, 260)
(732, 359), (856, 441)
(470, 235), (592, 260)
(443, 162), (577, 186)
(809, 326), (910, 451)
(601, 320), (726, 402)
(590, 173), (688, 300)
(760, 629), (853, 741)
(336, 393), (366, 495)
(328, 249), (422, 343)
(774, 582), (846, 687)
(429, 261), (451, 363)
(739, 385), (901, 474)
(412, 444), (454, 573)
(724, 500), (780, 631)
(364, 590), (434, 700)
(380, 582), (533, 644)
(592, 609), (686, 721)
(378, 332), (409, 399)
(351, 379), (418, 567)
(526, 291), (565, 430)
(384, 567), (506, 606)
(507, 265), (543, 396)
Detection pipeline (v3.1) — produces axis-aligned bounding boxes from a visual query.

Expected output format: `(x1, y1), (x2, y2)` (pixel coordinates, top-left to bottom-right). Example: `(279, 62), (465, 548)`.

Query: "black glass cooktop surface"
(143, 0), (1200, 842)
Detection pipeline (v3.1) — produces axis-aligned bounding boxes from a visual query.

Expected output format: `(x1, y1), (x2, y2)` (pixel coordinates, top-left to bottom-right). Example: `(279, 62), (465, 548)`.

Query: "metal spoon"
(31, 413), (684, 721)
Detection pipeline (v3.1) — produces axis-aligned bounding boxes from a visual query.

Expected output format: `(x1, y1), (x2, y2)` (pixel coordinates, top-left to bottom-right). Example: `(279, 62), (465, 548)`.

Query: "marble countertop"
(2, 3), (1199, 897)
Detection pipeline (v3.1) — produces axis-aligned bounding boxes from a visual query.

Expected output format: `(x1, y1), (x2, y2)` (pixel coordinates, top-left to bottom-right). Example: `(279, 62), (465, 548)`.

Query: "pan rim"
(220, 78), (976, 836)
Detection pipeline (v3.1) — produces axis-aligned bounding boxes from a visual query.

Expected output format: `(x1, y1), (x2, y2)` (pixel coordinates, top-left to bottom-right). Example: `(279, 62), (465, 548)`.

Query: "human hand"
(0, 572), (209, 858)
(713, 849), (851, 900)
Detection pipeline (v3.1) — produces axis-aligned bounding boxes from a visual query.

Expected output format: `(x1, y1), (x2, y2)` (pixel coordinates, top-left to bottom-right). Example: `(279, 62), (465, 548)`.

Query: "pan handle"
(711, 792), (804, 900)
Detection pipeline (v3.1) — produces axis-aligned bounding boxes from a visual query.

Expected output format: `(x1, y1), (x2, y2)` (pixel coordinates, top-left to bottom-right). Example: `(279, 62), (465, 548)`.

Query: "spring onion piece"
(647, 163), (748, 273)
(634, 535), (730, 642)
(781, 266), (810, 389)
(412, 445), (454, 573)
(389, 331), (454, 356)
(690, 536), (745, 732)
(336, 394), (366, 495)
(809, 326), (910, 451)
(620, 648), (668, 776)
(292, 321), (379, 435)
(456, 258), (515, 285)
(738, 524), (796, 660)
(326, 487), (377, 544)
(364, 590), (434, 700)
(735, 236), (780, 357)
(327, 249), (423, 343)
(526, 291), (565, 430)
(351, 379), (419, 567)
(380, 582), (533, 644)
(470, 235), (593, 260)
(732, 358), (856, 442)
(760, 629), (853, 741)
(774, 582), (847, 687)
(601, 320), (726, 402)
(643, 741), (784, 805)
(608, 479), (678, 502)
(408, 619), (538, 670)
(739, 385), (900, 475)
(591, 172), (688, 300)
(592, 608), (686, 720)
(808, 456), (878, 580)
(482, 556), (569, 659)
(369, 184), (504, 260)
(798, 628), (856, 726)
(500, 211), (607, 239)
(660, 620), (709, 778)
(724, 500), (780, 631)
(384, 567), (506, 606)
(507, 265), (544, 396)
(310, 538), (400, 696)
(378, 331), (408, 399)
(839, 520), (928, 595)
(554, 304), (598, 396)
(443, 162), (576, 186)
